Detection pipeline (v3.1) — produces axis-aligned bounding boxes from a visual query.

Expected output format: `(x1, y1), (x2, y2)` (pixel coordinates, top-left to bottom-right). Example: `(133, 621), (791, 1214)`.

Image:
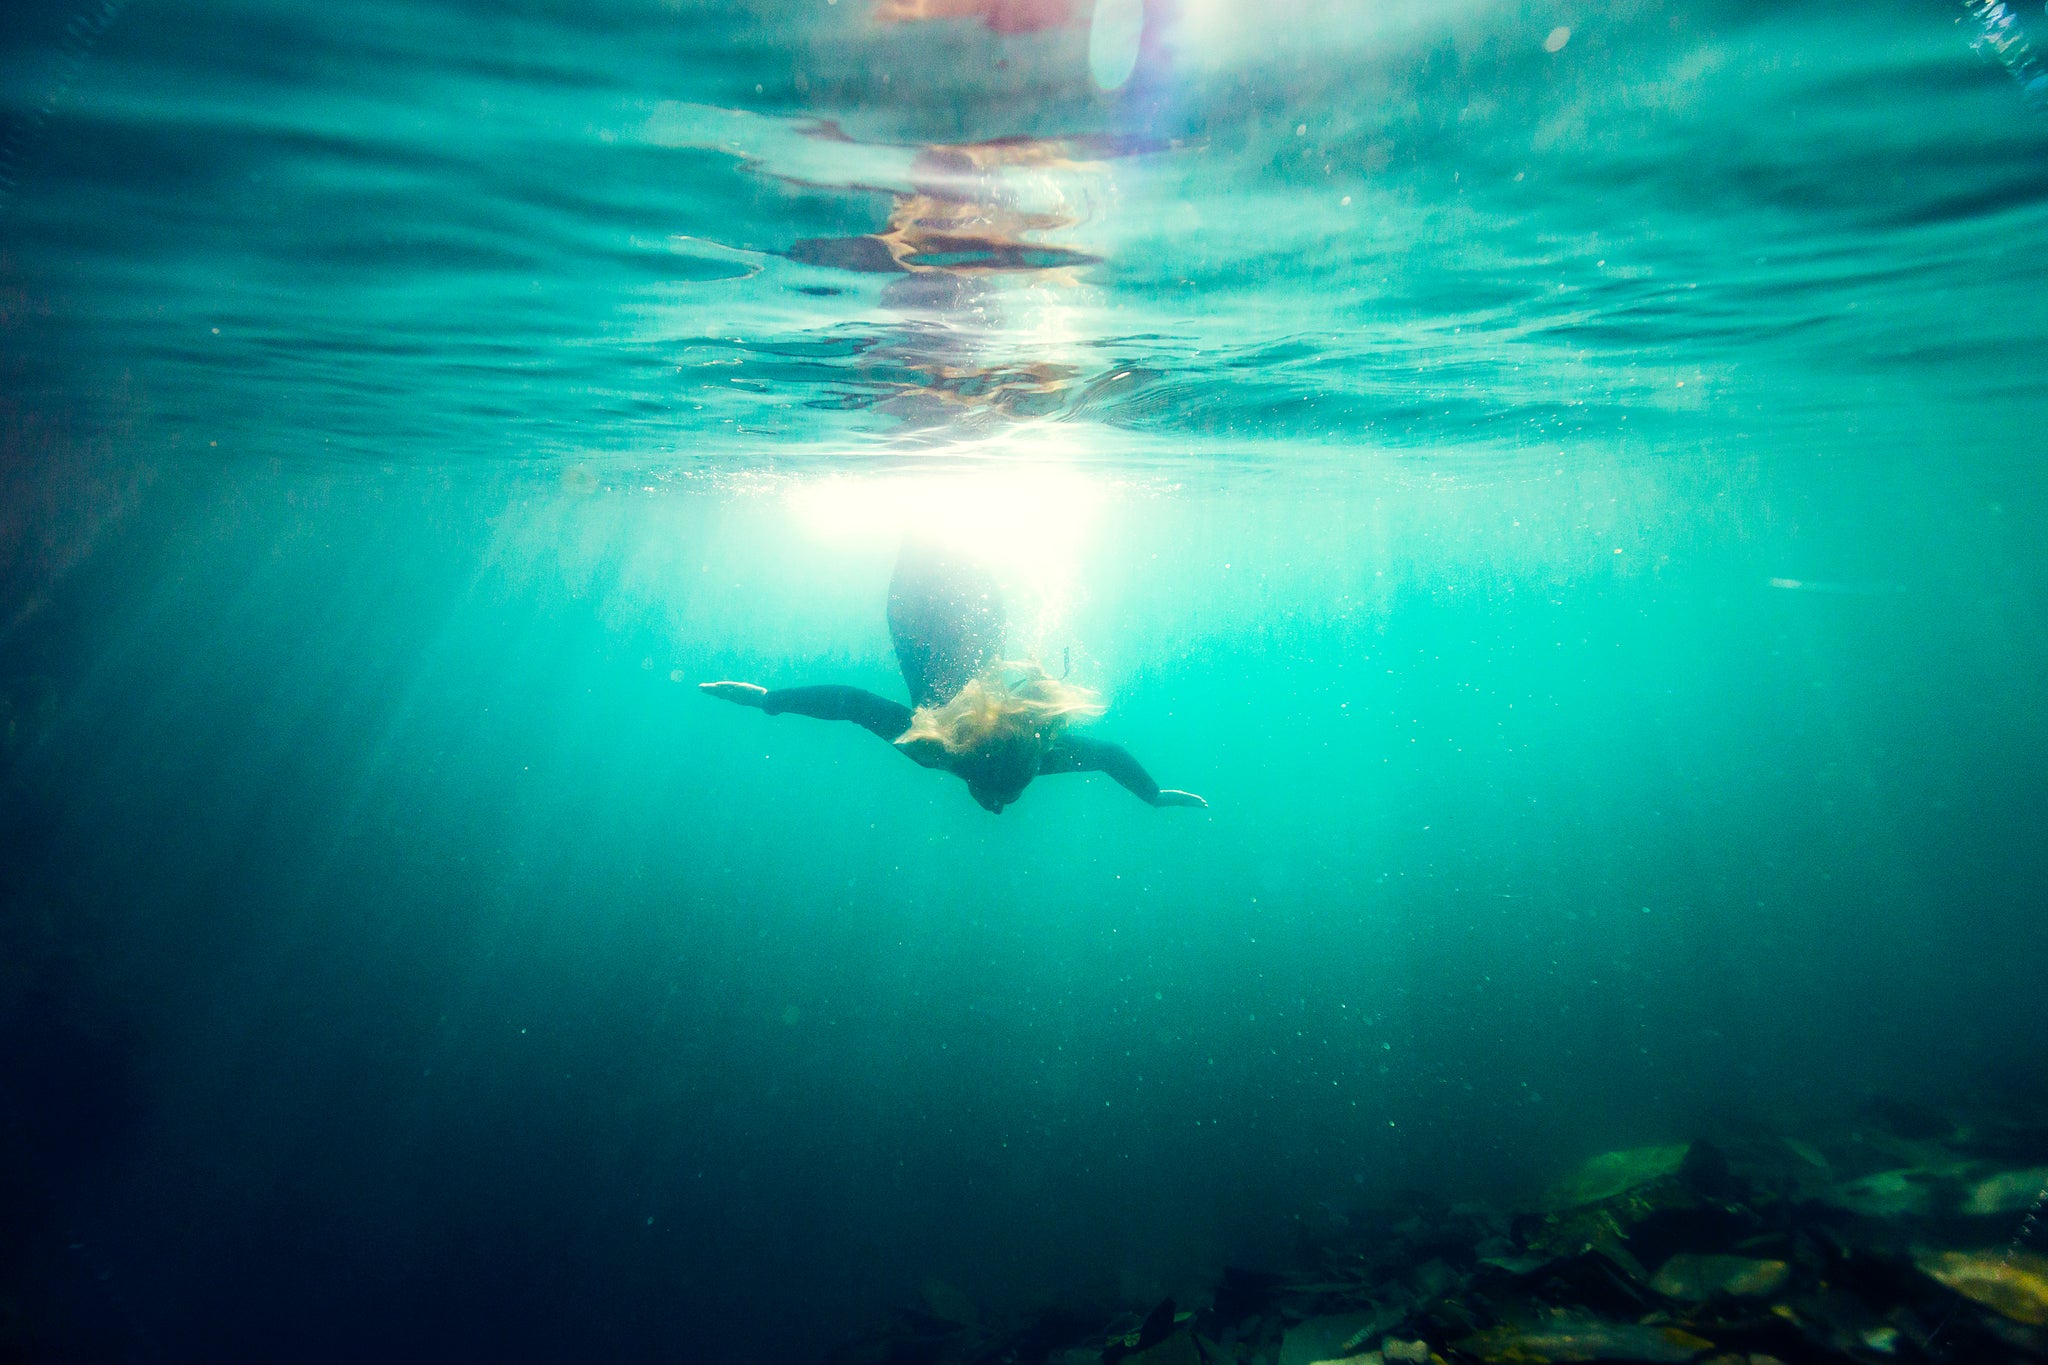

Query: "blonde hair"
(896, 660), (1104, 758)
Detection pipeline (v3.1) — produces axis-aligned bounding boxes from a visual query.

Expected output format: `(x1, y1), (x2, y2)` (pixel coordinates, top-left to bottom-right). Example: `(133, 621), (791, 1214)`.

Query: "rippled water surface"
(8, 0), (2045, 467)
(3, 0), (2046, 1361)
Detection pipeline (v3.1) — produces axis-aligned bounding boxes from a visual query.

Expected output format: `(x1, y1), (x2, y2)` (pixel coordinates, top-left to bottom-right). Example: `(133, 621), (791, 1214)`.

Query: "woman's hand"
(1154, 788), (1208, 809)
(698, 681), (768, 708)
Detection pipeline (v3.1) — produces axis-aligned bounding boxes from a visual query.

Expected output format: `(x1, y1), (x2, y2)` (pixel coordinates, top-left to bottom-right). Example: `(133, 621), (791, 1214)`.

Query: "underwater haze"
(2, 0), (2047, 1360)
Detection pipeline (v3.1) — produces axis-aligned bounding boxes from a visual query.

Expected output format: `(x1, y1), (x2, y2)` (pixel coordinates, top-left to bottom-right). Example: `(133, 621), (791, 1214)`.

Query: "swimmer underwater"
(699, 543), (1208, 815)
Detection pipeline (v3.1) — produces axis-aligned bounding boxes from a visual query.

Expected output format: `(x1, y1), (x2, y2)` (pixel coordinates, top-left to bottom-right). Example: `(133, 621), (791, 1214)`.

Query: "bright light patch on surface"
(786, 451), (1105, 641)
(788, 462), (1102, 572)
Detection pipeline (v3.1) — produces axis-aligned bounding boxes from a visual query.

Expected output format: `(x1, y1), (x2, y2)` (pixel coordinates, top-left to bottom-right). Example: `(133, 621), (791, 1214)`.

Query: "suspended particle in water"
(1544, 26), (1571, 52)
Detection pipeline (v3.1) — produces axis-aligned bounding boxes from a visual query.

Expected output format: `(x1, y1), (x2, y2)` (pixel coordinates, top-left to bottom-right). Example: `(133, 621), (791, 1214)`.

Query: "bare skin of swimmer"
(699, 546), (1206, 815)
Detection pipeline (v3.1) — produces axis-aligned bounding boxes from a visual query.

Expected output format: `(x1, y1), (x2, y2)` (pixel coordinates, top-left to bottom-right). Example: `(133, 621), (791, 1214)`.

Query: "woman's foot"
(698, 681), (768, 708)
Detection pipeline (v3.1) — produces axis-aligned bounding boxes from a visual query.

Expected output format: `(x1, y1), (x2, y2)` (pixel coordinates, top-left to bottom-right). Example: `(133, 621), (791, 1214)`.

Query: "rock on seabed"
(1916, 1248), (2048, 1326)
(1455, 1317), (1712, 1363)
(1649, 1254), (1790, 1301)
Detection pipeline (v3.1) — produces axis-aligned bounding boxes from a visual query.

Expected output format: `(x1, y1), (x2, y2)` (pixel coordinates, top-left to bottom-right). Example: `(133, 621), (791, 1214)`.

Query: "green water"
(2, 0), (2045, 1360)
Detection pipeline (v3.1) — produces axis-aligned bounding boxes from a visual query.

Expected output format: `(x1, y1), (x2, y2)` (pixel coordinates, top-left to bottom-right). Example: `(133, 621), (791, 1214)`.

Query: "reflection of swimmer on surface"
(699, 543), (1206, 814)
(785, 135), (1125, 431)
(788, 136), (1104, 280)
(870, 0), (1073, 35)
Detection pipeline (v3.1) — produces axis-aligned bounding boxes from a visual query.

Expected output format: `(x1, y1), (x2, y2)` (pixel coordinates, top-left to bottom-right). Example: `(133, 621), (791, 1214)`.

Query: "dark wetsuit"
(751, 543), (1187, 807)
(757, 683), (1180, 805)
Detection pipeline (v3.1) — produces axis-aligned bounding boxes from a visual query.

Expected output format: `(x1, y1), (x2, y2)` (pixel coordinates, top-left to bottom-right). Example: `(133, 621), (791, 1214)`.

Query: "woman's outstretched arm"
(1041, 734), (1207, 808)
(699, 682), (913, 743)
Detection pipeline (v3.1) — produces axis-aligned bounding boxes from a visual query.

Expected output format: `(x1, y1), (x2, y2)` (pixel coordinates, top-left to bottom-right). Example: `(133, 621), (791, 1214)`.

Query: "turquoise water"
(2, 0), (2046, 1360)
